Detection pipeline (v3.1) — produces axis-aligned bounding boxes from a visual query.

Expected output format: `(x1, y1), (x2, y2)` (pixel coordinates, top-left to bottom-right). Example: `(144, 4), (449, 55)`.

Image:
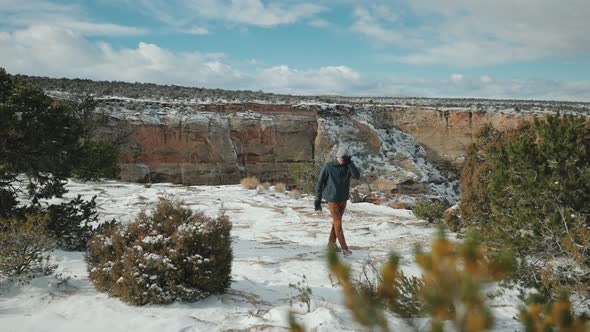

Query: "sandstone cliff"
(20, 75), (590, 205)
(112, 104), (318, 186)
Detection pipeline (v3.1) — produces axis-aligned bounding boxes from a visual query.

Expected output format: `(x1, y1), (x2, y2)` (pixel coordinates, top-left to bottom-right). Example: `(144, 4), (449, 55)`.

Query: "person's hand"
(342, 155), (352, 165)
(314, 199), (322, 211)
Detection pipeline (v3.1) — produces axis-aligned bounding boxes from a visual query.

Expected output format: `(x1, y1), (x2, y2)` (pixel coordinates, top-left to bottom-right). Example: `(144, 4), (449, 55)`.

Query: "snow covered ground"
(0, 180), (523, 331)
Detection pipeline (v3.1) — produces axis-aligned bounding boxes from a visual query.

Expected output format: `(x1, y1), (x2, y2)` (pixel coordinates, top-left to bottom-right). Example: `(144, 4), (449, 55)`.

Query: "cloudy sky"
(1, 0), (589, 101)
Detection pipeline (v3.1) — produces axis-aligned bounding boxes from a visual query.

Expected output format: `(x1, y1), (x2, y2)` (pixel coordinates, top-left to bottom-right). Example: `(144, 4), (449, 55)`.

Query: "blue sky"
(1, 0), (589, 101)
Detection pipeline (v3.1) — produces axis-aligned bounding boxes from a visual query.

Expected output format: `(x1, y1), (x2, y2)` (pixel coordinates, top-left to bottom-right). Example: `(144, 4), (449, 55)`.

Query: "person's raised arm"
(343, 156), (360, 179)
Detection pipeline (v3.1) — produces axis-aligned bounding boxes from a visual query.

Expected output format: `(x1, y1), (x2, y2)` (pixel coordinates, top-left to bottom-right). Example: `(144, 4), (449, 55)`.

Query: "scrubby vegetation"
(1, 68), (120, 218)
(0, 214), (56, 282)
(288, 162), (322, 195)
(352, 258), (424, 318)
(289, 228), (588, 332)
(20, 74), (590, 115)
(240, 176), (260, 190)
(0, 68), (121, 285)
(443, 206), (462, 232)
(412, 201), (446, 223)
(86, 199), (233, 305)
(289, 274), (313, 313)
(274, 182), (287, 193)
(289, 188), (302, 199)
(44, 195), (112, 251)
(460, 114), (590, 305)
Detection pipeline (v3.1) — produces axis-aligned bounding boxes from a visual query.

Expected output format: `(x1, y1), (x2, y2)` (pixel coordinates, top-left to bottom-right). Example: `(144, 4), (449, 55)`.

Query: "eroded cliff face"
(93, 98), (586, 205)
(389, 107), (535, 166)
(94, 97), (589, 207)
(18, 74), (589, 205)
(114, 104), (318, 185)
(104, 102), (463, 204)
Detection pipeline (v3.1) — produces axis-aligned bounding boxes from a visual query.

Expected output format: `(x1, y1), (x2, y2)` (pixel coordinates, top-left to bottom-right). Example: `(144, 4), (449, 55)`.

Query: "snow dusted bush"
(86, 199), (233, 305)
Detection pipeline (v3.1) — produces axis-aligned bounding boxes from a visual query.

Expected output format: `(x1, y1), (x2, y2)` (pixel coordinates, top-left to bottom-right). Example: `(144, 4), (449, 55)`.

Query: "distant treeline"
(15, 73), (590, 114)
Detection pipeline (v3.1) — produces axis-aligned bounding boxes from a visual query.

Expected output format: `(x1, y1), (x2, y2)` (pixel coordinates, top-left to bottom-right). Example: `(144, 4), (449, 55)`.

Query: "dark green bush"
(73, 140), (120, 181)
(459, 114), (590, 303)
(412, 201), (446, 223)
(45, 195), (108, 251)
(86, 199), (233, 305)
(288, 162), (322, 195)
(0, 67), (120, 218)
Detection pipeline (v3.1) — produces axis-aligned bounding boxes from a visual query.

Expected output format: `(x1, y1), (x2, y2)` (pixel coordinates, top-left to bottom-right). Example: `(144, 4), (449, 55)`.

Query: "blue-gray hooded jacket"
(315, 161), (361, 203)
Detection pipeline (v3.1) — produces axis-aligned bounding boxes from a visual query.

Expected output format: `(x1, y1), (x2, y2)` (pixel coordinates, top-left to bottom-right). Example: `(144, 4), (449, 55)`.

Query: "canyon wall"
(388, 107), (534, 165)
(18, 74), (589, 204)
(115, 104), (318, 185)
(113, 103), (535, 187)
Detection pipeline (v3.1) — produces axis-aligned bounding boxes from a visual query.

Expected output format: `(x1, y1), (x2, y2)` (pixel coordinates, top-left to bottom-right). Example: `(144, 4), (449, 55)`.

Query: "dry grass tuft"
(241, 177), (260, 190)
(290, 188), (301, 199)
(274, 182), (287, 193)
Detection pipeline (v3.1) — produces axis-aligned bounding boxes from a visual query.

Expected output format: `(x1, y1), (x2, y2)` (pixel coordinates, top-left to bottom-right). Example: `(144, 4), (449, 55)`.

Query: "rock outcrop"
(388, 107), (535, 167)
(18, 74), (590, 205)
(112, 104), (318, 185)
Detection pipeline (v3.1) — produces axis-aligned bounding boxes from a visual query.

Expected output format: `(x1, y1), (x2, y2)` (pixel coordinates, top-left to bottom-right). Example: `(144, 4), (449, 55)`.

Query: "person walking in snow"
(314, 145), (360, 256)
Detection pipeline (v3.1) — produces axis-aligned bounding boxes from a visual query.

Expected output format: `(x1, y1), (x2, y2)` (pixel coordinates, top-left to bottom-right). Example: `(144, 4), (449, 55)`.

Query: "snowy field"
(0, 180), (523, 331)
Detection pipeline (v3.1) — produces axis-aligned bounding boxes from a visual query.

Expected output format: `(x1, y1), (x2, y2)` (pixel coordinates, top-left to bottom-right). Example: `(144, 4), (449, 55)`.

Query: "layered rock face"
(112, 104), (318, 185)
(389, 107), (535, 166)
(21, 74), (588, 205)
(100, 101), (461, 204)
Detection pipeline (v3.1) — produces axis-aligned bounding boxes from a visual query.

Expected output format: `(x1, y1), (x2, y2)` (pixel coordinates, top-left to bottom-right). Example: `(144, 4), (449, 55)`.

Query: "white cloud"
(450, 73), (463, 82)
(1, 0), (147, 36)
(191, 0), (325, 27)
(0, 25), (242, 87)
(186, 26), (209, 35)
(257, 65), (363, 95)
(309, 19), (329, 28)
(393, 41), (536, 66)
(351, 6), (412, 47)
(480, 75), (492, 84)
(351, 1), (590, 66)
(126, 0), (325, 28)
(0, 24), (588, 101)
(58, 21), (147, 36)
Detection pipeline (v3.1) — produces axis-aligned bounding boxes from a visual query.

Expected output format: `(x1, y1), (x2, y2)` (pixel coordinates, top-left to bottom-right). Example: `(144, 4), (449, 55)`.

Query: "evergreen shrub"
(0, 214), (56, 281)
(412, 201), (446, 223)
(45, 195), (102, 251)
(288, 162), (322, 195)
(290, 228), (589, 332)
(460, 114), (590, 301)
(86, 199), (233, 305)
